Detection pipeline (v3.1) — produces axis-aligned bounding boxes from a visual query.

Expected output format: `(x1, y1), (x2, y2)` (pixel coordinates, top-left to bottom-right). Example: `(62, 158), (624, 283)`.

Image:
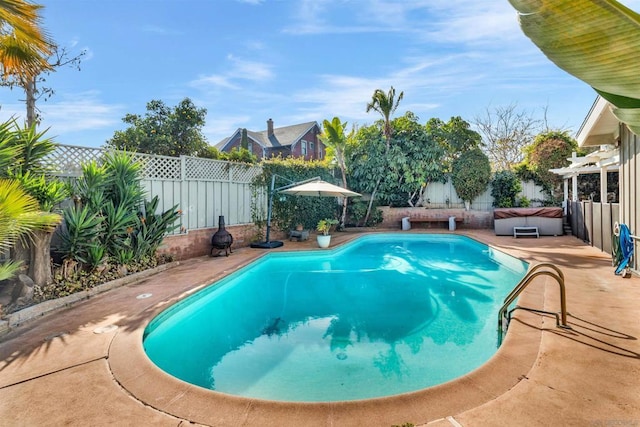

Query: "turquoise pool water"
(143, 234), (527, 402)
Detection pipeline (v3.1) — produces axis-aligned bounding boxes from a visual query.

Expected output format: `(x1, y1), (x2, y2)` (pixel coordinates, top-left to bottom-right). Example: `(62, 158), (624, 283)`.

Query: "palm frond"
(0, 179), (61, 252)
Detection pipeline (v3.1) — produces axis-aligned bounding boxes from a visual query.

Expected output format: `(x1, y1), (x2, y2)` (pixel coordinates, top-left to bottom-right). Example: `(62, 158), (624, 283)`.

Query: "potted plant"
(316, 219), (338, 248)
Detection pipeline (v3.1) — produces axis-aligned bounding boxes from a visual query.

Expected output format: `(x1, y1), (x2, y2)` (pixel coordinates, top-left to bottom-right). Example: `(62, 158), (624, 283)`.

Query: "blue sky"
(2, 0), (639, 148)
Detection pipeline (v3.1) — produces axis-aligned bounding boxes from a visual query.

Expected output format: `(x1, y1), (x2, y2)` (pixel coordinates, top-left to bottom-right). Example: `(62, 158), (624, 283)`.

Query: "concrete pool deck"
(0, 230), (638, 426)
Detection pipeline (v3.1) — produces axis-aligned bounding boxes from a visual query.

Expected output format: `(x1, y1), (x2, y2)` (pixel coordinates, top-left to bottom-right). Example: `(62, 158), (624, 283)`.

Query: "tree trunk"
(29, 229), (54, 286)
(363, 177), (381, 226)
(339, 161), (348, 229)
(12, 239), (30, 274)
(26, 77), (37, 128)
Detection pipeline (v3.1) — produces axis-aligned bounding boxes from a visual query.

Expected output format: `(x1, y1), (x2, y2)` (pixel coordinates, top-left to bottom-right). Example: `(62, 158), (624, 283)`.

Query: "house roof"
(576, 96), (620, 147)
(215, 121), (319, 151)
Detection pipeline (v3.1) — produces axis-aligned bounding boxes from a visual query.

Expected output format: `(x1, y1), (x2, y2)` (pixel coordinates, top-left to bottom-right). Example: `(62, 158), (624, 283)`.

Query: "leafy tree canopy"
(106, 98), (208, 157)
(451, 147), (491, 205)
(426, 116), (482, 172)
(389, 112), (446, 206)
(346, 123), (387, 196)
(520, 130), (579, 199)
(348, 112), (446, 207)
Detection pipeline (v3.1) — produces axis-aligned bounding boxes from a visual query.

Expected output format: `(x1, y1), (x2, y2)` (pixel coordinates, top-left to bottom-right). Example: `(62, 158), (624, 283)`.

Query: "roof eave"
(577, 96), (620, 147)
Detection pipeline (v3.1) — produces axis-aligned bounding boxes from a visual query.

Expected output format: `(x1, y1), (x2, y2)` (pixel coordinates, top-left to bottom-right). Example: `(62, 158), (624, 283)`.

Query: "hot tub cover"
(494, 207), (563, 219)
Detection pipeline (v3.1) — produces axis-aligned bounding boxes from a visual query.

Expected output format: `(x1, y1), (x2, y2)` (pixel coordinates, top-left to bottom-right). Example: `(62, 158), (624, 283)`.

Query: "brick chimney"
(267, 118), (274, 137)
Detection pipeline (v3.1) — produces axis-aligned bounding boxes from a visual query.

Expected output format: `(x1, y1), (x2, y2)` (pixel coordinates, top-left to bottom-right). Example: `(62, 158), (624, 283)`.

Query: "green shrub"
(252, 157), (336, 231)
(347, 198), (383, 227)
(491, 170), (522, 208)
(451, 148), (491, 206)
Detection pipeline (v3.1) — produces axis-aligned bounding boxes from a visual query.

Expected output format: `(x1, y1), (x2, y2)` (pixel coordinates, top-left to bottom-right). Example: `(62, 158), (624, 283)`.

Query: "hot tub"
(493, 207), (563, 236)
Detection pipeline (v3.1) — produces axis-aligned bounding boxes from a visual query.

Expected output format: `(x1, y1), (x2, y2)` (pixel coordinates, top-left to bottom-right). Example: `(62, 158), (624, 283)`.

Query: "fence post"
(180, 155), (187, 233)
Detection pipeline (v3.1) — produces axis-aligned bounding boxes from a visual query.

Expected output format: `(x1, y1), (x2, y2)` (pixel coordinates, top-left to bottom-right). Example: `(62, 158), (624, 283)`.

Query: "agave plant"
(85, 244), (107, 270)
(69, 160), (107, 212)
(10, 170), (68, 212)
(103, 151), (144, 209)
(57, 205), (102, 265)
(132, 196), (180, 259)
(101, 200), (137, 259)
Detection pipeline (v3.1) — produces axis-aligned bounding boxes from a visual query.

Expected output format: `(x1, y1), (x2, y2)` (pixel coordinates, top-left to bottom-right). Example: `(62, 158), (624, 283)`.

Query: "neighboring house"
(216, 119), (324, 161)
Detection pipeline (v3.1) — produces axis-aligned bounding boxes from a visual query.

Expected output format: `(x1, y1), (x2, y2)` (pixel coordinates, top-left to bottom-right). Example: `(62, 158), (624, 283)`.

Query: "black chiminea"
(211, 215), (233, 257)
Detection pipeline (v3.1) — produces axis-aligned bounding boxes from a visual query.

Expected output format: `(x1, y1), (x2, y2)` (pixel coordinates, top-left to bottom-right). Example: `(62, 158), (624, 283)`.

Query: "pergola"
(550, 147), (619, 206)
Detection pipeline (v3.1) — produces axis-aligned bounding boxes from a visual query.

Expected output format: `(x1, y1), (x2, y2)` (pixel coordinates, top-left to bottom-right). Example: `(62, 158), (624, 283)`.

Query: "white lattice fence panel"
(232, 164), (262, 183)
(134, 153), (181, 180)
(184, 157), (230, 181)
(45, 144), (104, 177)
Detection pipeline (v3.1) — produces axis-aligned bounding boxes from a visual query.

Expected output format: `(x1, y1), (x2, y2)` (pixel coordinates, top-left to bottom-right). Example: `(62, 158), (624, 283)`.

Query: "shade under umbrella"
(279, 180), (361, 198)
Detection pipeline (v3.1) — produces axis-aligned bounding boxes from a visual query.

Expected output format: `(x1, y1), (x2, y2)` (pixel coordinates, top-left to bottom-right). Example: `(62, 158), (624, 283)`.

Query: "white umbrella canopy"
(279, 180), (360, 198)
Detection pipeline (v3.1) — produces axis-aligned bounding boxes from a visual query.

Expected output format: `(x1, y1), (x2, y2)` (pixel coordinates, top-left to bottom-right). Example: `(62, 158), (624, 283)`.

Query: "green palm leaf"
(0, 179), (60, 253)
(508, 0), (640, 130)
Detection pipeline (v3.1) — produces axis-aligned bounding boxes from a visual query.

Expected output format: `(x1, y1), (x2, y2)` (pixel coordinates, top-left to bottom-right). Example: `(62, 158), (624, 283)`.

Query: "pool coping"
(108, 233), (546, 427)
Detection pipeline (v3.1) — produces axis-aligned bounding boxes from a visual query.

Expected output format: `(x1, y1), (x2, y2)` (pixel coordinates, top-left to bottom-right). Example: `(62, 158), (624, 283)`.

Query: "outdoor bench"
(404, 217), (463, 228)
(513, 226), (539, 238)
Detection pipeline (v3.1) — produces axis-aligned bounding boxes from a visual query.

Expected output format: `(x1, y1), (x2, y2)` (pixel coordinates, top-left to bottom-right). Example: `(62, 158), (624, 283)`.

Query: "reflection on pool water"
(143, 234), (527, 402)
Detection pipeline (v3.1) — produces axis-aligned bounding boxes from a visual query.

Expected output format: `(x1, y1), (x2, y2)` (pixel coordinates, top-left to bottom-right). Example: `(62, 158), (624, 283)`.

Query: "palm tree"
(0, 179), (60, 281)
(366, 86), (404, 149)
(362, 86), (404, 225)
(321, 117), (350, 228)
(0, 0), (53, 79)
(0, 0), (54, 127)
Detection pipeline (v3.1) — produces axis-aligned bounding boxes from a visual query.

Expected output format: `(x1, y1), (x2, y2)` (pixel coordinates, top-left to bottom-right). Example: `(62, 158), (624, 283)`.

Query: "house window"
(301, 140), (307, 156)
(310, 142), (315, 157)
(247, 142), (253, 153)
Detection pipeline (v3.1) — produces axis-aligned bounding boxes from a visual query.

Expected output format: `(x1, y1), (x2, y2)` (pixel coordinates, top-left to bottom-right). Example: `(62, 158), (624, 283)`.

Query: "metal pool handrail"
(498, 262), (570, 337)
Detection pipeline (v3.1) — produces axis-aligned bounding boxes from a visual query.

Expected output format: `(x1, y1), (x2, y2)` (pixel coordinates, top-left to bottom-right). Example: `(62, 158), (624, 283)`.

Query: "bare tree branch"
(474, 103), (542, 171)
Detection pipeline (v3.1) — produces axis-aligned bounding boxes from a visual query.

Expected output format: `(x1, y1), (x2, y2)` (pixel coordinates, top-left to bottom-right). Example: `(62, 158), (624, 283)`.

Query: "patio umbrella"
(250, 177), (360, 249)
(279, 180), (361, 198)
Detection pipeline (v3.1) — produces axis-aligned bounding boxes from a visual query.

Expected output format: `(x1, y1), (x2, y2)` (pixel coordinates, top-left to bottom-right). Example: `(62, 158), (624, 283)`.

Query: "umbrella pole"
(265, 175), (275, 243)
(250, 175), (323, 249)
(251, 175), (284, 248)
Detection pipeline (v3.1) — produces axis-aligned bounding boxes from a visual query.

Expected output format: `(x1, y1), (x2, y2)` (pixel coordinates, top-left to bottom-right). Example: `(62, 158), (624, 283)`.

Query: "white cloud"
(226, 54), (273, 81)
(190, 55), (274, 91)
(203, 114), (252, 144)
(192, 75), (239, 90)
(34, 91), (123, 132)
(141, 25), (182, 35)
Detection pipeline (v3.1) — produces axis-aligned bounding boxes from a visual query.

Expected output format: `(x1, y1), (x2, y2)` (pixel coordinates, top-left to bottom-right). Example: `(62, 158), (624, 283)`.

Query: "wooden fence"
(569, 201), (619, 256)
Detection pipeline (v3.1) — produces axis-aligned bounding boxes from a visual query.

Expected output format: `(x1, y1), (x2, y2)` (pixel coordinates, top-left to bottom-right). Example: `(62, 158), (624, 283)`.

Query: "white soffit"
(576, 96), (619, 147)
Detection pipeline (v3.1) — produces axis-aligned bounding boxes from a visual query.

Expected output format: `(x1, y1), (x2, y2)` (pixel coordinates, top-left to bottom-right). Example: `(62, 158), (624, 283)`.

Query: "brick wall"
(378, 207), (492, 229)
(157, 225), (288, 260)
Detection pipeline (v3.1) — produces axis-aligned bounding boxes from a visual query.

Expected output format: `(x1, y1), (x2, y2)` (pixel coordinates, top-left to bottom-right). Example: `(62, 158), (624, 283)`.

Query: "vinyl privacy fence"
(44, 144), (263, 233)
(420, 178), (547, 211)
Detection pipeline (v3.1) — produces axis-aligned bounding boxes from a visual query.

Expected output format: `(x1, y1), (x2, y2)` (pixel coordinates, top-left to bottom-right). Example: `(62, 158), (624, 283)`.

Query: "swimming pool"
(143, 234), (527, 402)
